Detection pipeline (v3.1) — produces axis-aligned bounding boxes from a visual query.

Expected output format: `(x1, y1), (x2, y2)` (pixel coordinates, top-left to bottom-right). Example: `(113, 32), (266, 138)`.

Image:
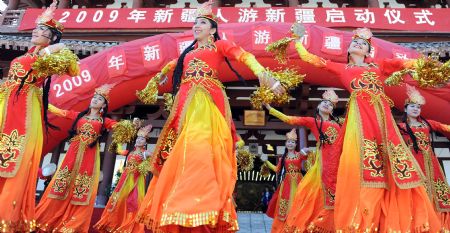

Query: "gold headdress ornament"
(286, 129), (298, 141)
(137, 124), (153, 139)
(195, 0), (218, 23)
(94, 83), (115, 102)
(322, 89), (339, 106)
(352, 28), (373, 45)
(36, 0), (64, 33)
(405, 84), (426, 105)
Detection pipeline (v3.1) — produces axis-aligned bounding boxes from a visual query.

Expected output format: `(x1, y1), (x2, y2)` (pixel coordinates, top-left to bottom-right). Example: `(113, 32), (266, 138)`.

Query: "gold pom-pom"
(260, 163), (271, 178)
(386, 57), (450, 88)
(236, 148), (256, 172)
(32, 48), (79, 77)
(136, 74), (160, 104)
(137, 159), (150, 175)
(163, 93), (174, 112)
(251, 68), (305, 109)
(303, 151), (316, 172)
(109, 120), (137, 152)
(266, 37), (295, 64)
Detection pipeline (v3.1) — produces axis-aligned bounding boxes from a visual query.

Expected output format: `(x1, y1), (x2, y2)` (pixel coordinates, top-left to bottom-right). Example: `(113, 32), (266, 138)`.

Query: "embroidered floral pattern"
(434, 179), (450, 207)
(388, 141), (415, 180)
(72, 171), (93, 199)
(324, 126), (338, 144)
(350, 71), (384, 94)
(414, 131), (430, 151)
(0, 129), (25, 169)
(184, 58), (217, 81)
(362, 139), (385, 178)
(51, 166), (72, 193)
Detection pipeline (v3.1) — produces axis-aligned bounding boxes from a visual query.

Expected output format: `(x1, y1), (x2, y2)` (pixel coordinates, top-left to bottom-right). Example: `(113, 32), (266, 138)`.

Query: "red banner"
(19, 7), (450, 32)
(42, 22), (450, 154)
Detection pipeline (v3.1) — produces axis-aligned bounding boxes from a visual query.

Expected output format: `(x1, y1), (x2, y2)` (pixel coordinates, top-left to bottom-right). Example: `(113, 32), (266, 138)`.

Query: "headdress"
(35, 0), (64, 33)
(286, 129), (298, 141)
(405, 84), (426, 105)
(352, 28), (372, 45)
(137, 124), (153, 139)
(94, 83), (114, 102)
(322, 89), (339, 106)
(195, 0), (217, 23)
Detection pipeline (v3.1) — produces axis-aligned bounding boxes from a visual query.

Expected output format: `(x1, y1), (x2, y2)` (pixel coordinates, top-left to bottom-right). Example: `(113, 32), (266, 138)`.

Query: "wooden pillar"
(368, 0), (380, 7)
(288, 0), (299, 6)
(132, 0), (144, 7)
(6, 0), (20, 10)
(212, 0), (222, 7)
(298, 127), (308, 149)
(96, 115), (120, 206)
(50, 142), (63, 165)
(58, 0), (71, 8)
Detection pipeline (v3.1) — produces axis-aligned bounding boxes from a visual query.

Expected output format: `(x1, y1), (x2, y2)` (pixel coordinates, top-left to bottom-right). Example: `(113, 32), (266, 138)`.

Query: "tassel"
(385, 57), (450, 88)
(260, 163), (271, 178)
(137, 159), (150, 175)
(250, 68), (305, 110)
(236, 148), (256, 172)
(163, 93), (174, 112)
(32, 48), (79, 77)
(136, 74), (160, 104)
(109, 119), (137, 152)
(266, 37), (295, 64)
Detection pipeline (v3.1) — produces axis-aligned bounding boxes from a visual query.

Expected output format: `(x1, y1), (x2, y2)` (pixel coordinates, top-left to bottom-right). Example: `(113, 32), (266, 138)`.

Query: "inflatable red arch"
(44, 22), (450, 153)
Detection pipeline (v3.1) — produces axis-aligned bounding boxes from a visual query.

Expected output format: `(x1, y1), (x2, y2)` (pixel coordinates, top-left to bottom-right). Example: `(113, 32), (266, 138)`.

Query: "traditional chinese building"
(0, 0), (449, 211)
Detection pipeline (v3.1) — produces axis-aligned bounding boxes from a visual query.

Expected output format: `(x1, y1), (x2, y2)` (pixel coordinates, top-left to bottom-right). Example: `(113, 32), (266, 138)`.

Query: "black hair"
(171, 18), (246, 95)
(314, 102), (341, 147)
(68, 97), (109, 148)
(15, 26), (63, 132)
(276, 148), (288, 185)
(400, 104), (434, 153)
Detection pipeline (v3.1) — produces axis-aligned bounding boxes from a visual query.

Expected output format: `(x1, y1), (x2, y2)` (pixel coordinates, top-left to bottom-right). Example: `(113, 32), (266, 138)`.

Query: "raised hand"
(263, 103), (272, 111)
(291, 23), (306, 39)
(258, 71), (285, 96)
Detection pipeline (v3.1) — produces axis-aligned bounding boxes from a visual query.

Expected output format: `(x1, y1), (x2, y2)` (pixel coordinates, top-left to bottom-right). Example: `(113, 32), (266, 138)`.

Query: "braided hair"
(15, 25), (63, 132)
(68, 97), (109, 148)
(314, 101), (341, 147)
(400, 105), (434, 153)
(171, 18), (245, 95)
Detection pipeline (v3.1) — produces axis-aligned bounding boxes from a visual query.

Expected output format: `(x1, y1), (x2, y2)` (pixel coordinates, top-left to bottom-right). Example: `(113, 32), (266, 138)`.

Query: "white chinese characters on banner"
(326, 9), (346, 23)
(143, 45), (160, 61)
(324, 36), (341, 50)
(384, 9), (405, 24)
(294, 9), (316, 23)
(127, 9), (146, 23)
(238, 9), (258, 23)
(108, 55), (125, 70)
(178, 40), (194, 54)
(254, 30), (271, 45)
(265, 8), (285, 22)
(354, 9), (375, 24)
(216, 9), (229, 23)
(413, 9), (435, 26)
(181, 9), (197, 23)
(154, 9), (174, 23)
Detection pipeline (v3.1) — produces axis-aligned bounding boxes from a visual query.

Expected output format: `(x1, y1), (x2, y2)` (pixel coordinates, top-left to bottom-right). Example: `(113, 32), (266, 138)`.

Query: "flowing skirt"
(334, 100), (441, 232)
(35, 146), (100, 233)
(283, 151), (334, 233)
(0, 85), (43, 232)
(137, 88), (238, 233)
(94, 172), (146, 233)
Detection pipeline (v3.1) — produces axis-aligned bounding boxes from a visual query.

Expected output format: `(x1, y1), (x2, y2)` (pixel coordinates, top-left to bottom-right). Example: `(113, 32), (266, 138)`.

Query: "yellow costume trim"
(238, 52), (266, 76)
(264, 160), (278, 172)
(32, 48), (80, 77)
(295, 41), (326, 68)
(269, 107), (292, 124)
(48, 104), (69, 118)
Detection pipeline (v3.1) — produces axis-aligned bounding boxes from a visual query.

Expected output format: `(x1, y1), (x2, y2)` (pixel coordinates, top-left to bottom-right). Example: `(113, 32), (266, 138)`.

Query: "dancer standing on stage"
(259, 129), (307, 232)
(0, 1), (78, 231)
(35, 85), (133, 232)
(94, 123), (152, 233)
(265, 90), (342, 232)
(398, 85), (450, 231)
(290, 23), (441, 231)
(135, 1), (284, 232)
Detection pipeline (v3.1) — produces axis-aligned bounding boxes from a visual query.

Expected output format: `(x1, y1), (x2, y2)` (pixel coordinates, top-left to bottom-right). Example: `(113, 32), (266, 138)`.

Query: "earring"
(100, 108), (104, 114)
(207, 34), (214, 44)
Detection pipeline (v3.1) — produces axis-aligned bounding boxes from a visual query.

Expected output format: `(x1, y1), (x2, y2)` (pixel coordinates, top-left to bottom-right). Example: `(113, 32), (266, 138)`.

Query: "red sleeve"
(216, 40), (246, 60)
(428, 120), (450, 135)
(289, 117), (315, 129)
(325, 60), (346, 76)
(104, 118), (117, 130)
(378, 58), (408, 76)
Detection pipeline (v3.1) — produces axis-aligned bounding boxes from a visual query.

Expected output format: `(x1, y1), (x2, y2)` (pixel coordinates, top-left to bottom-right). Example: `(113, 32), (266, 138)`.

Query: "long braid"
(42, 77), (59, 131)
(421, 116), (435, 152)
(314, 108), (328, 147)
(401, 113), (420, 153)
(276, 149), (288, 186)
(171, 40), (197, 95)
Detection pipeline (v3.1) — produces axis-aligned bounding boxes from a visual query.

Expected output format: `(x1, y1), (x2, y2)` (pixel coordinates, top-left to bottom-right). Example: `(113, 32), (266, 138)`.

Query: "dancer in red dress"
(398, 85), (450, 231)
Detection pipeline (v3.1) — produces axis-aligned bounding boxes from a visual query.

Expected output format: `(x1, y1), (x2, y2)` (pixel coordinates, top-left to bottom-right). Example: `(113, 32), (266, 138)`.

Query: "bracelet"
(44, 47), (51, 55)
(271, 81), (281, 91)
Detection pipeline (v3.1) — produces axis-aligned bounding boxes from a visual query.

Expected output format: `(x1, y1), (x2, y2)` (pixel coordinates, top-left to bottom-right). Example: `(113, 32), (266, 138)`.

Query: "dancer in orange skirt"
(265, 89), (342, 233)
(290, 23), (441, 232)
(398, 85), (450, 231)
(0, 1), (78, 231)
(135, 1), (283, 232)
(259, 129), (308, 233)
(35, 85), (133, 232)
(94, 123), (153, 233)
